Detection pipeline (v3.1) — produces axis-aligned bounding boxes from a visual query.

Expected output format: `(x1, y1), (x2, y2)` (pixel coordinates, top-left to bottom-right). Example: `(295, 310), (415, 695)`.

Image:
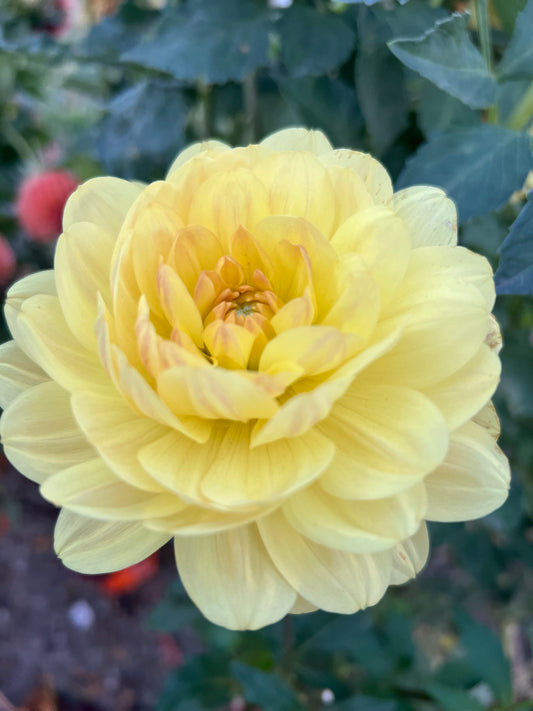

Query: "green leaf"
(341, 0), (410, 5)
(500, 331), (533, 422)
(397, 125), (533, 222)
(425, 683), (486, 711)
(456, 611), (513, 703)
(332, 696), (400, 711)
(372, 0), (448, 40)
(492, 0), (528, 36)
(230, 661), (301, 711)
(157, 653), (233, 711)
(277, 76), (363, 147)
(495, 193), (533, 295)
(278, 5), (355, 78)
(96, 80), (188, 179)
(389, 13), (497, 109)
(460, 212), (507, 258)
(498, 0), (533, 80)
(355, 17), (408, 153)
(417, 80), (479, 137)
(122, 0), (272, 85)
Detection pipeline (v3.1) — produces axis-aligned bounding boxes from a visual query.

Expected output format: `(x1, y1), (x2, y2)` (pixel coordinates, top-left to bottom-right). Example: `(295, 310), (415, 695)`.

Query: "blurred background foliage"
(1, 0), (533, 709)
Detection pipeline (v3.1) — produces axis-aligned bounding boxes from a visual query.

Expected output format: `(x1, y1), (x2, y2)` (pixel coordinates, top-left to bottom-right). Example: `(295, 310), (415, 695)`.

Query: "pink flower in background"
(0, 237), (17, 287)
(16, 170), (78, 243)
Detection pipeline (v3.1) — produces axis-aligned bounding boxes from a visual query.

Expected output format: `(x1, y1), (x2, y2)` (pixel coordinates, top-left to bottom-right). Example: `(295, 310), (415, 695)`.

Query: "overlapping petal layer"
(0, 127), (509, 630)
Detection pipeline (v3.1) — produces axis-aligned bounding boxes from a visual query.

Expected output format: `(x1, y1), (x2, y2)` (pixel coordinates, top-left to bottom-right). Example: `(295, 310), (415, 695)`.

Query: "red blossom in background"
(16, 170), (78, 243)
(0, 236), (17, 286)
(99, 553), (160, 597)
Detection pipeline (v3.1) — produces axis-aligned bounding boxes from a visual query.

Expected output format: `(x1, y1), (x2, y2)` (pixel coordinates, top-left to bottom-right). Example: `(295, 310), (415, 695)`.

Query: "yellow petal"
(326, 164), (374, 232)
(157, 366), (279, 421)
(423, 345), (500, 430)
(320, 149), (393, 204)
(425, 420), (510, 522)
(390, 523), (429, 585)
(392, 186), (457, 247)
(253, 153), (336, 237)
(260, 127), (332, 154)
(258, 509), (392, 614)
(318, 382), (449, 499)
(260, 326), (350, 378)
(403, 245), (495, 310)
(145, 503), (274, 536)
(55, 221), (114, 351)
(321, 261), (379, 341)
(369, 280), (488, 389)
(139, 423), (334, 508)
(472, 401), (500, 439)
(271, 290), (315, 334)
(63, 177), (143, 234)
(54, 509), (170, 574)
(157, 264), (204, 346)
(251, 327), (402, 447)
(10, 294), (107, 392)
(125, 181), (184, 318)
(41, 458), (181, 520)
(166, 139), (230, 177)
(1, 381), (95, 484)
(174, 525), (297, 630)
(168, 225), (225, 294)
(283, 483), (427, 554)
(95, 299), (211, 442)
(0, 341), (48, 409)
(254, 215), (338, 313)
(71, 389), (169, 493)
(188, 167), (270, 243)
(203, 320), (256, 369)
(330, 206), (410, 308)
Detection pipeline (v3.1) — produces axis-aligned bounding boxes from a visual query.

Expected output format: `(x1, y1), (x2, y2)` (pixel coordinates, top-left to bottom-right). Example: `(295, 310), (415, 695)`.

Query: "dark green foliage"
(496, 193), (533, 295)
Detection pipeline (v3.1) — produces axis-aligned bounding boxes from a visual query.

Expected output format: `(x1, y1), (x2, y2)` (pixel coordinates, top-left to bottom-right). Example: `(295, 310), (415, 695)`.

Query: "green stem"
(476, 0), (492, 74)
(506, 82), (533, 131)
(282, 615), (294, 677)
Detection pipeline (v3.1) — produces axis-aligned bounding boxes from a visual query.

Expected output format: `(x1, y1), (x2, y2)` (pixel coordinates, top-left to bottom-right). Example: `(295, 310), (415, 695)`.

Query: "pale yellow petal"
(283, 483), (427, 554)
(259, 326), (350, 378)
(390, 523), (430, 585)
(260, 127), (332, 154)
(330, 206), (410, 308)
(157, 264), (204, 346)
(55, 221), (114, 351)
(188, 167), (270, 243)
(54, 509), (170, 574)
(392, 186), (457, 247)
(0, 341), (48, 409)
(157, 366), (279, 421)
(425, 420), (510, 522)
(8, 294), (107, 392)
(166, 139), (230, 177)
(253, 152), (336, 237)
(251, 327), (402, 447)
(174, 525), (297, 630)
(472, 401), (500, 439)
(1, 381), (95, 484)
(318, 383), (449, 500)
(63, 177), (143, 234)
(259, 509), (392, 614)
(423, 345), (500, 430)
(139, 423), (335, 508)
(71, 389), (169, 493)
(41, 458), (180, 520)
(326, 164), (374, 232)
(320, 149), (393, 204)
(203, 320), (255, 370)
(369, 280), (488, 389)
(168, 225), (225, 294)
(404, 245), (495, 310)
(145, 503), (274, 536)
(321, 261), (379, 341)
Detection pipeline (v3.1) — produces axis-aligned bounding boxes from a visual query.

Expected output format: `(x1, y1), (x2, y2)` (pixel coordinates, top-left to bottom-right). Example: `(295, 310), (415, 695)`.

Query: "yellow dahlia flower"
(0, 128), (509, 630)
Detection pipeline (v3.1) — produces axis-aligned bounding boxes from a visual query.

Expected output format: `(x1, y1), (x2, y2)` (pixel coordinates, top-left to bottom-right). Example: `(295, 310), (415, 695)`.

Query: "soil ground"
(0, 462), (181, 711)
